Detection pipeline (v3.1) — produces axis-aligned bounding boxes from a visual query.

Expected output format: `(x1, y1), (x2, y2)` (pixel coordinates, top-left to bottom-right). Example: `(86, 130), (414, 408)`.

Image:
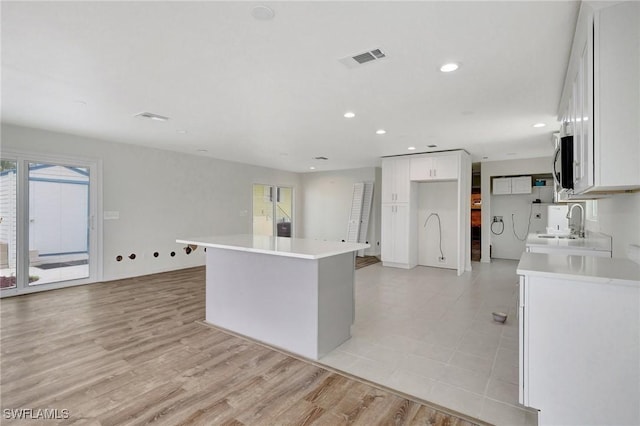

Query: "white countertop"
(517, 252), (640, 285)
(525, 231), (612, 252)
(176, 234), (369, 260)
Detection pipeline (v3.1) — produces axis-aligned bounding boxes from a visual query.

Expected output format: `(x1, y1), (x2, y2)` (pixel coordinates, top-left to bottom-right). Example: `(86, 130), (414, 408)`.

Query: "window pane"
(28, 163), (89, 285)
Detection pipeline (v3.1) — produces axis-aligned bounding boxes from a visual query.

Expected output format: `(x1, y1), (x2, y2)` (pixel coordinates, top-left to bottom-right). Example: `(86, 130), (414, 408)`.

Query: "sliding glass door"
(252, 184), (293, 237)
(0, 154), (99, 296)
(0, 160), (18, 291)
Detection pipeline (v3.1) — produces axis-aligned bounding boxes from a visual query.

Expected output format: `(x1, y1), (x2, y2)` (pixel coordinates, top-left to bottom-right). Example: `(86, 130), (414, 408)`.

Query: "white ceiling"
(1, 1), (579, 172)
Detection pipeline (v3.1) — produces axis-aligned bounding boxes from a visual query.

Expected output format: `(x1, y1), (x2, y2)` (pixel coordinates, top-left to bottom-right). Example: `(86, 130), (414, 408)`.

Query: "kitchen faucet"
(566, 203), (585, 238)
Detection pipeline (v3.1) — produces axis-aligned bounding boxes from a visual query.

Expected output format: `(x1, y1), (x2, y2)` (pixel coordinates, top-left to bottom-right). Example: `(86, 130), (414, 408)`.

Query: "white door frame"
(0, 149), (103, 297)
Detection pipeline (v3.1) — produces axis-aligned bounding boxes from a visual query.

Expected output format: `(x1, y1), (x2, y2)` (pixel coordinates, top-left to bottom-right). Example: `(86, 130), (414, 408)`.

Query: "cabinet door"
(573, 51), (586, 189)
(392, 204), (410, 263)
(382, 158), (411, 203)
(381, 204), (395, 261)
(511, 177), (532, 194)
(431, 154), (458, 180)
(394, 159), (411, 202)
(381, 204), (409, 264)
(574, 32), (594, 193)
(409, 157), (433, 181)
(381, 158), (395, 203)
(493, 178), (512, 195)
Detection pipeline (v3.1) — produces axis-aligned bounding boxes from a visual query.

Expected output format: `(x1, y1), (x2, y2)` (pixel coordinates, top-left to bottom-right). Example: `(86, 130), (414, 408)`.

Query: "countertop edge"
(176, 238), (369, 260)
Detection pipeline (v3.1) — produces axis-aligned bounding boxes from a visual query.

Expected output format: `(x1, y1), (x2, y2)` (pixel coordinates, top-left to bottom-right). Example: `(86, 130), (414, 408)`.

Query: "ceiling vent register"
(339, 48), (387, 68)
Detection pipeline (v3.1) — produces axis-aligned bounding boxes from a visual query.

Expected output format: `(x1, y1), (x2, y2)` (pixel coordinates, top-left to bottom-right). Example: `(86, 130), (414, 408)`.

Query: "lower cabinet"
(518, 273), (640, 425)
(381, 203), (412, 268)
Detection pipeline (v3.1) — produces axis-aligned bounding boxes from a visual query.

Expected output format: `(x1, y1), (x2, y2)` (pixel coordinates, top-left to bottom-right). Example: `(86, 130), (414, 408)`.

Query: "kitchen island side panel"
(317, 252), (355, 358)
(205, 247), (319, 359)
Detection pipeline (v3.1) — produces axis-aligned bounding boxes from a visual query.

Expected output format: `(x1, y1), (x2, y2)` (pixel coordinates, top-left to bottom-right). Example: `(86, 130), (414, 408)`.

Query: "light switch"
(104, 211), (120, 220)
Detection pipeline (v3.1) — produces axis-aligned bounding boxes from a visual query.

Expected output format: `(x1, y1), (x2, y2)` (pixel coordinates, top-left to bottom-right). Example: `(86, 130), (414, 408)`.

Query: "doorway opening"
(252, 184), (293, 237)
(471, 163), (481, 261)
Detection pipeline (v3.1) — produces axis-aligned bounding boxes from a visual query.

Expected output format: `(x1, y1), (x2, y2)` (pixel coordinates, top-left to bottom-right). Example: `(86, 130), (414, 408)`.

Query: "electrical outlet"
(493, 216), (503, 223)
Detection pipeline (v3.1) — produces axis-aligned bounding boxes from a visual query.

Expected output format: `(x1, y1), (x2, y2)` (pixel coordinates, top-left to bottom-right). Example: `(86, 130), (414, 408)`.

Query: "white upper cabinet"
(381, 157), (410, 203)
(409, 153), (459, 181)
(511, 176), (532, 194)
(493, 176), (531, 195)
(559, 1), (640, 194)
(493, 178), (512, 195)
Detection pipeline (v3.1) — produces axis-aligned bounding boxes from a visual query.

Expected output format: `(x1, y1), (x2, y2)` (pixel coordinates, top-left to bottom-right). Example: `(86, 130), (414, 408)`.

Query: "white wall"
(490, 185), (554, 260)
(1, 124), (303, 281)
(586, 192), (640, 259)
(480, 157), (553, 262)
(417, 181), (458, 269)
(300, 167), (381, 256)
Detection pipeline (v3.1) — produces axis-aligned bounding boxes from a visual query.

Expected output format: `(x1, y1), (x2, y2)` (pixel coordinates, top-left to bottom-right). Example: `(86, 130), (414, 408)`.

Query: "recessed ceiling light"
(196, 149), (208, 153)
(309, 166), (316, 170)
(135, 112), (169, 122)
(376, 129), (386, 135)
(408, 146), (416, 151)
(344, 112), (355, 118)
(176, 129), (188, 134)
(427, 144), (438, 148)
(533, 123), (546, 128)
(440, 63), (460, 73)
(251, 5), (275, 20)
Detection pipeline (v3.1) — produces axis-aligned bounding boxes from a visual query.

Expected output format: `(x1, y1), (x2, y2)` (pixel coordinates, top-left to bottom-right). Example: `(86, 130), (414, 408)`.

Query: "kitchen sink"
(537, 234), (578, 239)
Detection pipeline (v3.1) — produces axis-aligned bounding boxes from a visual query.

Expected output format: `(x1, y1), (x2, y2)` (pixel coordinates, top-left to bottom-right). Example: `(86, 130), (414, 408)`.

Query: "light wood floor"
(1, 267), (480, 425)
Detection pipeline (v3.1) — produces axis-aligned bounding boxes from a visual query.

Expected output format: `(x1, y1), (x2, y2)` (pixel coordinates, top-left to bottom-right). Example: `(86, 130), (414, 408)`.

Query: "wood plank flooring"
(355, 256), (381, 270)
(1, 267), (480, 426)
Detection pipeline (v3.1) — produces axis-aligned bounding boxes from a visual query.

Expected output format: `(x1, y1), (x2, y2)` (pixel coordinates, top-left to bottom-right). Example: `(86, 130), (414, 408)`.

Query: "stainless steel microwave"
(553, 135), (574, 190)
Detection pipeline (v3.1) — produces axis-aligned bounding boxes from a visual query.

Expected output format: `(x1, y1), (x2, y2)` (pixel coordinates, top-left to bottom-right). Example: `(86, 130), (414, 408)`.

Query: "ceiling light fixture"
(344, 112), (355, 118)
(408, 146), (416, 151)
(440, 63), (460, 73)
(135, 112), (169, 122)
(533, 123), (546, 128)
(196, 149), (208, 153)
(176, 129), (188, 134)
(376, 129), (386, 135)
(309, 166), (316, 170)
(251, 5), (275, 20)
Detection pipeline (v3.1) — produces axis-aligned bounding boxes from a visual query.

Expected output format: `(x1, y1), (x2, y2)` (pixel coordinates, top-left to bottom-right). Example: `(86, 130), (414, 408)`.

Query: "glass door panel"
(253, 184), (274, 236)
(275, 187), (292, 237)
(28, 163), (89, 285)
(0, 160), (18, 291)
(252, 184), (294, 238)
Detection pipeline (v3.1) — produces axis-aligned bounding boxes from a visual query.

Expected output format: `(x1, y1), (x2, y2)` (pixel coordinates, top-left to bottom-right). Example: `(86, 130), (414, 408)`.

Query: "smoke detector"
(339, 48), (387, 69)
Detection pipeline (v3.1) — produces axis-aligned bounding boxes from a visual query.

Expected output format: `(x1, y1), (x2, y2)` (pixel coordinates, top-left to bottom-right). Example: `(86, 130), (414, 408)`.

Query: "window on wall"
(252, 184), (293, 238)
(0, 153), (100, 297)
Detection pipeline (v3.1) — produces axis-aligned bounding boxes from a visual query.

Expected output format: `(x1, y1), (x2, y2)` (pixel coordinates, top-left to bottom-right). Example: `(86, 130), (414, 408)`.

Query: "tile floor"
(318, 259), (538, 426)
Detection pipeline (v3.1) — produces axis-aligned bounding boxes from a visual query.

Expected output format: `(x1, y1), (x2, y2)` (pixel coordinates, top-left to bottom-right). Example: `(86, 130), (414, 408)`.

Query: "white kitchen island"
(176, 235), (368, 360)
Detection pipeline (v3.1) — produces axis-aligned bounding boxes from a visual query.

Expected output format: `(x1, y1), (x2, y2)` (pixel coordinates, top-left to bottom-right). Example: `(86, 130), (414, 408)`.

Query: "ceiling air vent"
(135, 112), (169, 122)
(339, 48), (387, 69)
